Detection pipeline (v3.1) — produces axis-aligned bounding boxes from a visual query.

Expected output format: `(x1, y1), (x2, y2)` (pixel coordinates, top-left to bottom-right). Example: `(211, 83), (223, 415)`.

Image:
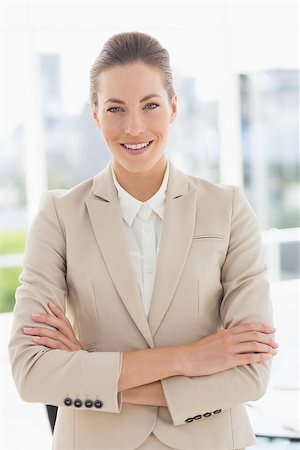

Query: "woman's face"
(93, 62), (177, 174)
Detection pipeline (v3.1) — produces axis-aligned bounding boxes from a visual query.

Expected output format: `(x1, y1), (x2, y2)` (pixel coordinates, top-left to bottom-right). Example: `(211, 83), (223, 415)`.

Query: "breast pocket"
(193, 234), (223, 240)
(190, 233), (224, 271)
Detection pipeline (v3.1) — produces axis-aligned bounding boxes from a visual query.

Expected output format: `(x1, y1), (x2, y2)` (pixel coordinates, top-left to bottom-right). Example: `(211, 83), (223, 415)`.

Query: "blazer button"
(85, 399), (93, 408)
(74, 399), (83, 408)
(204, 412), (212, 418)
(194, 415), (202, 420)
(64, 397), (73, 407)
(185, 417), (194, 423)
(94, 400), (103, 409)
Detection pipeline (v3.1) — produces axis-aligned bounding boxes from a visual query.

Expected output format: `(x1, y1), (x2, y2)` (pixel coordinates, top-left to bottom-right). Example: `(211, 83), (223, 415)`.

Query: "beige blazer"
(8, 159), (273, 450)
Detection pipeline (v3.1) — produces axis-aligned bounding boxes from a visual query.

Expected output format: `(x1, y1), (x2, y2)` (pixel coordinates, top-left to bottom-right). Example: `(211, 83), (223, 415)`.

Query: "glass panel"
(240, 71), (299, 231)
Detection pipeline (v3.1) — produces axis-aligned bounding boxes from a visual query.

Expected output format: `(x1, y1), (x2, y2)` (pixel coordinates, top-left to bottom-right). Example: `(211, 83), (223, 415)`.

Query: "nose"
(124, 112), (146, 136)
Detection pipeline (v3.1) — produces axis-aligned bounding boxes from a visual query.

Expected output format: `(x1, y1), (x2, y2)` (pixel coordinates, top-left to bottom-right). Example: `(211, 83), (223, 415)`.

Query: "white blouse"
(110, 161), (169, 317)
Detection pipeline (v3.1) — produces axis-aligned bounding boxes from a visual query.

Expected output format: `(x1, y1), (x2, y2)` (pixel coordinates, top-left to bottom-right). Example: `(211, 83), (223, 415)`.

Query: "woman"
(8, 31), (277, 450)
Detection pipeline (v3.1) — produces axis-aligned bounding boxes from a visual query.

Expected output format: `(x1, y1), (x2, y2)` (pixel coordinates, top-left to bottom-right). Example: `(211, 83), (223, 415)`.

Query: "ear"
(92, 104), (102, 129)
(169, 94), (177, 124)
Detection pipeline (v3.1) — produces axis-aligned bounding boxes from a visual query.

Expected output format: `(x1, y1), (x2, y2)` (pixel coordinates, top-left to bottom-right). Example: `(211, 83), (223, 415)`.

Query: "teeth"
(123, 141), (151, 150)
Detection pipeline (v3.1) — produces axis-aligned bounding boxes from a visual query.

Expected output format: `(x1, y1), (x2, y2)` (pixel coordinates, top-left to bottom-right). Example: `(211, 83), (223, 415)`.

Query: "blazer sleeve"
(8, 191), (123, 413)
(161, 186), (274, 426)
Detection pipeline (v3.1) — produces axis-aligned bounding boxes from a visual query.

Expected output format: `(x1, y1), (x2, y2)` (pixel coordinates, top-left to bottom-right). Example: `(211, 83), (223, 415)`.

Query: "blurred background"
(0, 1), (299, 449)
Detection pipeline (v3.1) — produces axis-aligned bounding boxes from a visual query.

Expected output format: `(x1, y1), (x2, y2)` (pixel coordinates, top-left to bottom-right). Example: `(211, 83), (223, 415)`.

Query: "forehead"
(97, 63), (166, 101)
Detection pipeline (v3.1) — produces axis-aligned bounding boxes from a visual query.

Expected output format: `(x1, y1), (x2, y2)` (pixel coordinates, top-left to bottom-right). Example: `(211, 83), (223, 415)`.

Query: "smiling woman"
(93, 61), (177, 201)
(8, 31), (276, 450)
(88, 32), (177, 201)
(92, 61), (177, 201)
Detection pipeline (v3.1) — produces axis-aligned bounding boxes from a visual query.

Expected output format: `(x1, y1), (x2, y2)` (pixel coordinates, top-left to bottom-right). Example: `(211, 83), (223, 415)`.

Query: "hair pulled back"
(90, 31), (175, 109)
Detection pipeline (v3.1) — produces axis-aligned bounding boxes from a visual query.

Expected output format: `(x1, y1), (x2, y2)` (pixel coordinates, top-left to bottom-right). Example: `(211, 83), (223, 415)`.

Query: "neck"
(112, 158), (167, 202)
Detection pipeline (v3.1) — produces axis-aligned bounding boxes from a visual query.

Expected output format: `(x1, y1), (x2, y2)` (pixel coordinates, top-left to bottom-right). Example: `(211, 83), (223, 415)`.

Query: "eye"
(145, 103), (159, 109)
(107, 106), (123, 113)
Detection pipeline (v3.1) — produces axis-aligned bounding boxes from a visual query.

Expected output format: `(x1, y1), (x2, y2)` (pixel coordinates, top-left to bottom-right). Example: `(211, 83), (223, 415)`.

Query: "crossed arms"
(25, 304), (277, 409)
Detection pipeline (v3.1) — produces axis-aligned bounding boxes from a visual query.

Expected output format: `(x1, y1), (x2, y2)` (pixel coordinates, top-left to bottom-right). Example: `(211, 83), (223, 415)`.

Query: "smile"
(121, 141), (153, 150)
(120, 140), (154, 155)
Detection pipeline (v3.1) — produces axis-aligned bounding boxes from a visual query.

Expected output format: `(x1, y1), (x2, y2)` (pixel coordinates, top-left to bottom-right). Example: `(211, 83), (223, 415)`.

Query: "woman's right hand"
(178, 323), (278, 377)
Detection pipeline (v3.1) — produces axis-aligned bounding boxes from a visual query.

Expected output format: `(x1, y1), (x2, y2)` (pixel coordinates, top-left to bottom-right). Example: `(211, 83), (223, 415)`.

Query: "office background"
(0, 1), (299, 449)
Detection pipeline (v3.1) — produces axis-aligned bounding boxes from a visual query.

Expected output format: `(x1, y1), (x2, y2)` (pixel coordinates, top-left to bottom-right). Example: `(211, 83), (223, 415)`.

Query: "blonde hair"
(90, 31), (175, 110)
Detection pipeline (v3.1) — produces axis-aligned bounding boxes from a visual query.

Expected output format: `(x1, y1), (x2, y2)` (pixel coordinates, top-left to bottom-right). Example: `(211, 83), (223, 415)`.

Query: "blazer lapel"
(85, 161), (154, 348)
(148, 162), (197, 336)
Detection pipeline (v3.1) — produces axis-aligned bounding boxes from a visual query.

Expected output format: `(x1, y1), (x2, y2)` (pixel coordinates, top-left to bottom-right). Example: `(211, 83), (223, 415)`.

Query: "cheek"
(101, 119), (120, 139)
(150, 113), (170, 135)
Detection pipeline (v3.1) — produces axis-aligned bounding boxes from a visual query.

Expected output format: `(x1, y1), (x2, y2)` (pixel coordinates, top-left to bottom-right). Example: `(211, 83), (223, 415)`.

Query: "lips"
(120, 140), (153, 149)
(120, 140), (154, 155)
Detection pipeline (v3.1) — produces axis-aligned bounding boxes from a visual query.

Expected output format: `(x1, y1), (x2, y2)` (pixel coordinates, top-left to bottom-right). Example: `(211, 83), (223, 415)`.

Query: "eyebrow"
(104, 94), (161, 105)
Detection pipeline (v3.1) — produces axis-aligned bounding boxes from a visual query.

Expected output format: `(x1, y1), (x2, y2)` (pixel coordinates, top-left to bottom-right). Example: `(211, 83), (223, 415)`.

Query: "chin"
(114, 156), (153, 172)
(123, 162), (154, 173)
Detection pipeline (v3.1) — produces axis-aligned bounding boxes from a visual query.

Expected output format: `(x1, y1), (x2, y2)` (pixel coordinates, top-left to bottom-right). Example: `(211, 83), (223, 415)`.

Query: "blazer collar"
(85, 159), (196, 346)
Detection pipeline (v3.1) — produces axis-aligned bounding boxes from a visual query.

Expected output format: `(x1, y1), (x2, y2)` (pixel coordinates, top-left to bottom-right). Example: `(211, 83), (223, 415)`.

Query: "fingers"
(26, 302), (83, 351)
(31, 304), (75, 343)
(223, 324), (279, 359)
(237, 342), (278, 356)
(48, 302), (72, 328)
(237, 351), (274, 366)
(230, 323), (275, 335)
(238, 331), (279, 349)
(48, 302), (77, 339)
(31, 335), (70, 350)
(23, 325), (72, 350)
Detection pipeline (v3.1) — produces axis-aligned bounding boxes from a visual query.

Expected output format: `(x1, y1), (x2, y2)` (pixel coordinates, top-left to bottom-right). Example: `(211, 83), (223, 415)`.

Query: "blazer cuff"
(161, 376), (213, 426)
(61, 350), (124, 414)
(60, 350), (124, 413)
(161, 360), (271, 426)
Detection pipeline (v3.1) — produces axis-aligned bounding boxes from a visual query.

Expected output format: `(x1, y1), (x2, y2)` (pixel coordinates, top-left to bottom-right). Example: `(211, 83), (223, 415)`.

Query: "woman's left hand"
(23, 302), (83, 351)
